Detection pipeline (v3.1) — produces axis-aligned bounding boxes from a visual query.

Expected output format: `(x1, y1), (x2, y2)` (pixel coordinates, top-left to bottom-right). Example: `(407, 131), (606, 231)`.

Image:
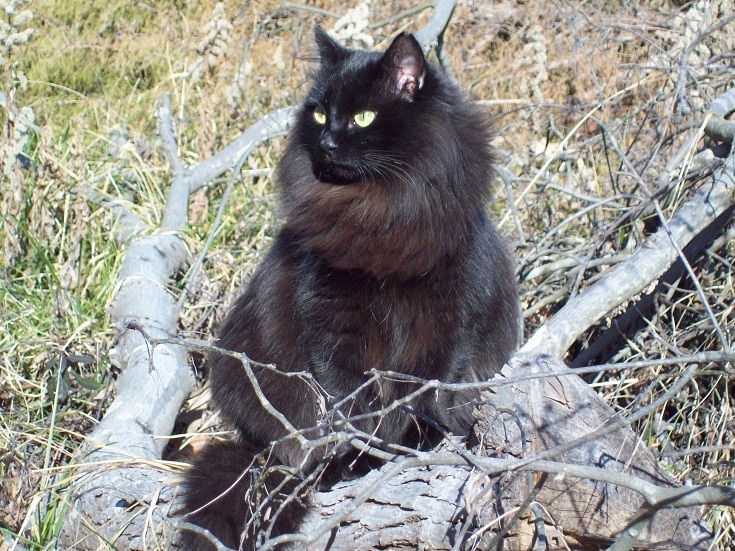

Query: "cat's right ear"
(314, 26), (347, 66)
(380, 33), (426, 101)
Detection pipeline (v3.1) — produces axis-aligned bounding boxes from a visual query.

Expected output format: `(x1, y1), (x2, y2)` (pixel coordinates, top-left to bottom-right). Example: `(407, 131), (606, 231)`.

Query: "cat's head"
(295, 27), (431, 185)
(279, 28), (495, 277)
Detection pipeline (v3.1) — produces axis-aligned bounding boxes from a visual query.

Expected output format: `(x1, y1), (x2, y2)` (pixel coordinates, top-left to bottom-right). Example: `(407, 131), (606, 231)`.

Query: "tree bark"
(292, 355), (718, 551)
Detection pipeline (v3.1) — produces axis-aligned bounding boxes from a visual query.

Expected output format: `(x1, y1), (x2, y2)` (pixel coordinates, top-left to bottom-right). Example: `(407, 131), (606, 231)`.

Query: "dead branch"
(522, 147), (735, 358)
(291, 354), (717, 551)
(56, 92), (297, 548)
(58, 95), (197, 547)
(705, 87), (735, 144)
(186, 107), (293, 194)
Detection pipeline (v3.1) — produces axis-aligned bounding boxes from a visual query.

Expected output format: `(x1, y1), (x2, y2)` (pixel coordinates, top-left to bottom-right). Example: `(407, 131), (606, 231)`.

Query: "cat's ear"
(381, 33), (426, 101)
(314, 26), (347, 66)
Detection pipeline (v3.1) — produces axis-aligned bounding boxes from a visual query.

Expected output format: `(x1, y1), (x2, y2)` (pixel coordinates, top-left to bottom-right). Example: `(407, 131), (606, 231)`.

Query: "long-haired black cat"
(180, 27), (520, 550)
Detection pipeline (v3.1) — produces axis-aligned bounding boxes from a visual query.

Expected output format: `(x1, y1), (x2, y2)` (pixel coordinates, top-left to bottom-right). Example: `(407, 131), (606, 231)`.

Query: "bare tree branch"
(522, 150), (734, 358)
(186, 107), (294, 194)
(158, 94), (189, 231)
(292, 354), (716, 550)
(413, 0), (456, 49)
(705, 86), (735, 144)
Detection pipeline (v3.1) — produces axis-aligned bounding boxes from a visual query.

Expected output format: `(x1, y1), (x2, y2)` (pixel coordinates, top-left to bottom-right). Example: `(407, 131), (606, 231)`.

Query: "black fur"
(180, 27), (520, 550)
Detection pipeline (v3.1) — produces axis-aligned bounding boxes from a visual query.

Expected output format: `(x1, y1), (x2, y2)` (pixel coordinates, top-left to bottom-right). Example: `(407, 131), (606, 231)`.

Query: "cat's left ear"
(381, 33), (426, 101)
(315, 26), (348, 67)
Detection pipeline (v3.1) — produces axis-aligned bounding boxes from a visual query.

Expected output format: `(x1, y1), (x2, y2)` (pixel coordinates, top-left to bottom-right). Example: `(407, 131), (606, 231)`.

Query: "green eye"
(353, 110), (376, 128)
(313, 106), (327, 125)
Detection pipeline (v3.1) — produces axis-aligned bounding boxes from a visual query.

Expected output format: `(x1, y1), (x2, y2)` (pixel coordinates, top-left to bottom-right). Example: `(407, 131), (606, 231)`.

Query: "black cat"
(180, 27), (520, 550)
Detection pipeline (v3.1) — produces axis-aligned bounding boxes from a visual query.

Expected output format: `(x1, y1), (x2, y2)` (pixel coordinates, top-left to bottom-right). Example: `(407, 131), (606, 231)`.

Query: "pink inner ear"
(382, 33), (427, 100)
(397, 72), (418, 96)
(395, 57), (425, 98)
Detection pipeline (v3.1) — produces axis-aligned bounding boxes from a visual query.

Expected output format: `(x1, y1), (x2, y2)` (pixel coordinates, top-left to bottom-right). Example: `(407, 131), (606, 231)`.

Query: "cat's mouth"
(312, 158), (363, 185)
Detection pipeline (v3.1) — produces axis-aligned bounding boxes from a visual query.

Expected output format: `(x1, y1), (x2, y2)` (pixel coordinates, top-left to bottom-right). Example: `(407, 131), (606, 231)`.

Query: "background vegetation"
(1, 0), (733, 548)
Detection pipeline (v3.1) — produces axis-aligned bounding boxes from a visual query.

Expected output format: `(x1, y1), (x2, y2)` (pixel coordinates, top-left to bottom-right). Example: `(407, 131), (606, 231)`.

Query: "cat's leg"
(209, 239), (327, 469)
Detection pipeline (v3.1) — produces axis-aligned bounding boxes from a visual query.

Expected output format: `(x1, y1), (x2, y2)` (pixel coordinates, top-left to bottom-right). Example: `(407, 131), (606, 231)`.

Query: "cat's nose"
(319, 134), (338, 154)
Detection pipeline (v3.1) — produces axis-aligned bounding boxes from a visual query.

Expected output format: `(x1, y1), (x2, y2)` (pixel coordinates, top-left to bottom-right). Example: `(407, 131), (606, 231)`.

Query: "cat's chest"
(296, 265), (457, 374)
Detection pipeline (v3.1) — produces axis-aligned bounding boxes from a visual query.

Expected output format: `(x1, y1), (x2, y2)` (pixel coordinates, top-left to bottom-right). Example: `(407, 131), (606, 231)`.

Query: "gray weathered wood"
(470, 354), (713, 550)
(290, 354), (714, 551)
(522, 153), (735, 358)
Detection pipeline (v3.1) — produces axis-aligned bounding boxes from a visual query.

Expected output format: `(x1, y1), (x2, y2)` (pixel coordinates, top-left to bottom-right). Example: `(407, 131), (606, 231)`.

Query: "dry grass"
(1, 0), (734, 548)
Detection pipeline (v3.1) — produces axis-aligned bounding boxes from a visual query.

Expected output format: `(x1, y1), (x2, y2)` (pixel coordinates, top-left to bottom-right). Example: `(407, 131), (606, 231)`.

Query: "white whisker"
(356, 150), (425, 192)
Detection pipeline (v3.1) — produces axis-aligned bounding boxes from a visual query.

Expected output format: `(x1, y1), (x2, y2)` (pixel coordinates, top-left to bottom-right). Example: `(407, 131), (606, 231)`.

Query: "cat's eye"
(313, 106), (327, 125)
(353, 110), (376, 128)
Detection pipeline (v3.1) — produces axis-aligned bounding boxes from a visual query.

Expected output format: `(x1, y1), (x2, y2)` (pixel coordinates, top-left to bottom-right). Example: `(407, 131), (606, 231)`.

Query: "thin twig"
(158, 94), (189, 230)
(176, 145), (249, 311)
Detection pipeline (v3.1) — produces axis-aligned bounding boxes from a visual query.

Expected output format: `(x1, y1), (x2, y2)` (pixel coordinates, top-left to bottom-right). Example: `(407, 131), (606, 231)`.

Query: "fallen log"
(291, 354), (720, 551)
